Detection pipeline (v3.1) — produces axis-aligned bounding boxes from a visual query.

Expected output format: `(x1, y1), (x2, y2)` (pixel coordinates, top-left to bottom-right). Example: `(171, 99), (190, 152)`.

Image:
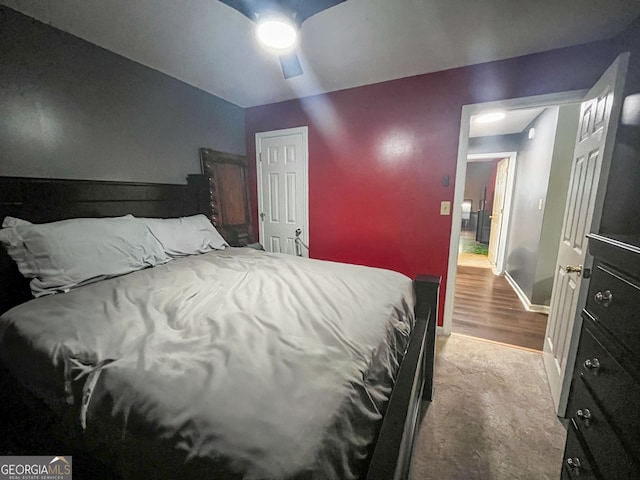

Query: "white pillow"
(2, 216), (32, 228)
(0, 215), (168, 297)
(140, 214), (227, 257)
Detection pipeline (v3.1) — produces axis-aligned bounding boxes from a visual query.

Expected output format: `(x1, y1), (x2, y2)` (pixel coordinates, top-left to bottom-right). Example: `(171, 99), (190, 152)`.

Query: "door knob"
(294, 228), (309, 256)
(565, 265), (583, 275)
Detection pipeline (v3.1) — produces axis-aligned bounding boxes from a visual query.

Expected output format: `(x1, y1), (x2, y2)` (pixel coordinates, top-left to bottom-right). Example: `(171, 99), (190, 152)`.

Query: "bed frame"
(0, 175), (439, 480)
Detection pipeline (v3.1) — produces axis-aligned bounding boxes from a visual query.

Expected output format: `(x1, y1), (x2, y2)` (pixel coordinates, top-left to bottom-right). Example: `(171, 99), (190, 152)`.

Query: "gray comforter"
(0, 248), (415, 479)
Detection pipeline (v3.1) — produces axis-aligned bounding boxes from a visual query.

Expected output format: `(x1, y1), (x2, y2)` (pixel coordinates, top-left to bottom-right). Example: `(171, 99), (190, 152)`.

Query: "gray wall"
(468, 134), (522, 155)
(532, 103), (580, 305)
(505, 108), (560, 302)
(0, 7), (245, 184)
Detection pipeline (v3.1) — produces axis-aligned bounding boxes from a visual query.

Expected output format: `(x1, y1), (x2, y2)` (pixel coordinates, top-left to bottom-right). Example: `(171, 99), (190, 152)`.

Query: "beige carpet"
(409, 334), (566, 480)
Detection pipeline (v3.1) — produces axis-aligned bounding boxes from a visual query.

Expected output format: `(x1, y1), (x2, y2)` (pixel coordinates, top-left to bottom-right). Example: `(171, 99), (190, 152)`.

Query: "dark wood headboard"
(0, 175), (206, 315)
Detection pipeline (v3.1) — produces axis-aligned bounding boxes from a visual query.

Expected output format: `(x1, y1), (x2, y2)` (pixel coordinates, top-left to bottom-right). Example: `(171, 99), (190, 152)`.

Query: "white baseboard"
(527, 304), (550, 314)
(504, 271), (551, 315)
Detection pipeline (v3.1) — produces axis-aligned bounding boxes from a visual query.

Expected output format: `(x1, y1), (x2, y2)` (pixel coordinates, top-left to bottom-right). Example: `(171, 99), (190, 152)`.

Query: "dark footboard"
(366, 274), (441, 480)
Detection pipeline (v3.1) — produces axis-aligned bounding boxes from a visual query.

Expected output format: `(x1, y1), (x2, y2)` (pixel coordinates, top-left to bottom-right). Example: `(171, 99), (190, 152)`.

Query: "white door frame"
(255, 126), (310, 253)
(442, 90), (587, 335)
(467, 152), (517, 275)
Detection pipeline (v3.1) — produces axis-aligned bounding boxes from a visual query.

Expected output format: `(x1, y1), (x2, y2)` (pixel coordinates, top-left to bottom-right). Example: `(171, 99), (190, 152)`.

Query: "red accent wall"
(246, 39), (626, 325)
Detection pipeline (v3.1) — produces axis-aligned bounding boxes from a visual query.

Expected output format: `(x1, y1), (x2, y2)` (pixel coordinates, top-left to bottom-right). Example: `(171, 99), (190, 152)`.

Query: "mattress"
(0, 248), (415, 479)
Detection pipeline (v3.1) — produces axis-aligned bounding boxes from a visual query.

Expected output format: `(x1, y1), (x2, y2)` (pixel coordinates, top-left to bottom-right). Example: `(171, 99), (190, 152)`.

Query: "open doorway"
(446, 97), (582, 351)
(457, 157), (498, 270)
(444, 54), (628, 417)
(457, 153), (515, 272)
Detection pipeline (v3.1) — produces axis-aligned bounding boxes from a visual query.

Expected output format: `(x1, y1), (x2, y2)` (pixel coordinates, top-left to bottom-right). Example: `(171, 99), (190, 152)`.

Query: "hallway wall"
(505, 108), (560, 302)
(504, 104), (580, 307)
(532, 103), (581, 305)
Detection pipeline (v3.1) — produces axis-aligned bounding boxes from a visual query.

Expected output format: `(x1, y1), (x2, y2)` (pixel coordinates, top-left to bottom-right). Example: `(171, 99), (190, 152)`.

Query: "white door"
(487, 158), (508, 267)
(543, 53), (628, 415)
(256, 127), (309, 256)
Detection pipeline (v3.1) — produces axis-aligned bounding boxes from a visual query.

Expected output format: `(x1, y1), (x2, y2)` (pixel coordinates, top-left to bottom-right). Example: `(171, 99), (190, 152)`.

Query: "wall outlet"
(440, 201), (451, 215)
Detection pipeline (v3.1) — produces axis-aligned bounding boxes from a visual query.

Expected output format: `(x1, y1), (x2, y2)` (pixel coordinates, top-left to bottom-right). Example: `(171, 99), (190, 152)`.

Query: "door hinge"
(260, 212), (265, 221)
(259, 152), (263, 162)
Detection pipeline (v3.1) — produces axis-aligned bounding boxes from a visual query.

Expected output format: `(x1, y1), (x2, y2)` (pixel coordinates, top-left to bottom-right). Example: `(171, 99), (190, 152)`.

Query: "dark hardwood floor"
(452, 265), (548, 350)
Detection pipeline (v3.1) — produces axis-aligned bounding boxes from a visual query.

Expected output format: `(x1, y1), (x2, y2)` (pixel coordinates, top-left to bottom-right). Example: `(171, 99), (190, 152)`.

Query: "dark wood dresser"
(560, 50), (640, 479)
(562, 235), (640, 479)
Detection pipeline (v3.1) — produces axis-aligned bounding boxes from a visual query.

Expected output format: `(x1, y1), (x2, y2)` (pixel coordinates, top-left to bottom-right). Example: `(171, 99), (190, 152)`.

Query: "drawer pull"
(594, 290), (613, 307)
(584, 358), (600, 370)
(566, 457), (582, 470)
(576, 408), (592, 426)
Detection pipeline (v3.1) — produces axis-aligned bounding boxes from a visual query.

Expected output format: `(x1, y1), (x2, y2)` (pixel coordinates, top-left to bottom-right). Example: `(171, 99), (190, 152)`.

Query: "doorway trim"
(442, 90), (587, 335)
(255, 126), (310, 254)
(467, 152), (517, 275)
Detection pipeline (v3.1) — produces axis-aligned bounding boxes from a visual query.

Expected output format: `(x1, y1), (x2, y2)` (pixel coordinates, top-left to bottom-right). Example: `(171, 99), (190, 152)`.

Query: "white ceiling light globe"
(256, 18), (298, 50)
(475, 111), (506, 124)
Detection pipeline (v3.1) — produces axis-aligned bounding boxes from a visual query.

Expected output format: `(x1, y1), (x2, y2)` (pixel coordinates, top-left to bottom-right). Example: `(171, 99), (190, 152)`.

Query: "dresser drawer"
(586, 263), (640, 357)
(567, 377), (638, 478)
(575, 316), (640, 460)
(562, 422), (598, 480)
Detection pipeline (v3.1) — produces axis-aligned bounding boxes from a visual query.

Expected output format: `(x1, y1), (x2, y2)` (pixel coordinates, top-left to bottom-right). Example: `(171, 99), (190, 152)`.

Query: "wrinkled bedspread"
(0, 248), (415, 479)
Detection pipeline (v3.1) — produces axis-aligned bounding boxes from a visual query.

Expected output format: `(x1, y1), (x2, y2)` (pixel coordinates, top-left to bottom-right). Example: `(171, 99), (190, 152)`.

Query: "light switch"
(440, 201), (451, 215)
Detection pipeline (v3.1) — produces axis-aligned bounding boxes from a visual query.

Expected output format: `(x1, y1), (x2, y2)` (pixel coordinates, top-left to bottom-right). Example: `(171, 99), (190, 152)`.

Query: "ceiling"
(3, 0), (640, 108)
(469, 107), (546, 138)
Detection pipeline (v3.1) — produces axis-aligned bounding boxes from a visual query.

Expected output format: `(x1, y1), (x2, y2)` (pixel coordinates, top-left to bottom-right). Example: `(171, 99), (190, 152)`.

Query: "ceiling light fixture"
(256, 17), (298, 51)
(220, 0), (346, 79)
(475, 112), (506, 124)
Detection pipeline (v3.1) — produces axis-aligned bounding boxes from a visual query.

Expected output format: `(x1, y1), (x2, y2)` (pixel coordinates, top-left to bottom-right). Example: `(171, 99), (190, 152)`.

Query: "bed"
(0, 175), (439, 480)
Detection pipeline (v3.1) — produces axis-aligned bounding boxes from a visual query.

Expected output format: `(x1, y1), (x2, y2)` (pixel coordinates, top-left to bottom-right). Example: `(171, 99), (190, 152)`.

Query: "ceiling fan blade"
(218, 0), (257, 21)
(219, 0), (347, 24)
(296, 0), (346, 24)
(279, 51), (303, 78)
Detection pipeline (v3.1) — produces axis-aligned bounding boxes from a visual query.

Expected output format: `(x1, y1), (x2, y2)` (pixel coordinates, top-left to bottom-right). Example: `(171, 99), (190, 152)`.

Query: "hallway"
(452, 265), (548, 350)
